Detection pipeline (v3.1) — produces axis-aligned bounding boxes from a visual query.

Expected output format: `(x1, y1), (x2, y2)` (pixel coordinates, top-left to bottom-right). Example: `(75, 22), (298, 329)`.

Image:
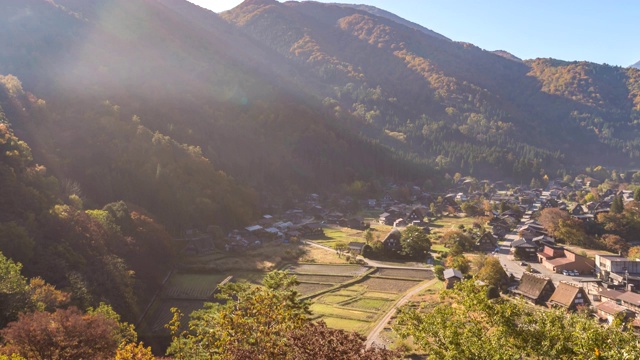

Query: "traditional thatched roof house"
(381, 228), (402, 253)
(511, 272), (555, 305)
(475, 232), (498, 252)
(547, 282), (590, 311)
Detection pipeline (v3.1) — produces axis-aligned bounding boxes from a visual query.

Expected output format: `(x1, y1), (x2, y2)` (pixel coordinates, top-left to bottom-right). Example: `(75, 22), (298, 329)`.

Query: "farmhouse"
(475, 232), (498, 252)
(547, 282), (590, 311)
(511, 272), (555, 305)
(382, 228), (402, 253)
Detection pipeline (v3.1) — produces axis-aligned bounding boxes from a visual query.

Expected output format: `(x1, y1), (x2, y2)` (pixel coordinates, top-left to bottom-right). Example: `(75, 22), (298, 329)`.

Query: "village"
(141, 174), (640, 352)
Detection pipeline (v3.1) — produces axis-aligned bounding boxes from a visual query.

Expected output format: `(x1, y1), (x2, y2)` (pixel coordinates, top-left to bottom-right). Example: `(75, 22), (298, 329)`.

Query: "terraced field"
(359, 277), (421, 292)
(290, 264), (368, 276)
(375, 268), (434, 280)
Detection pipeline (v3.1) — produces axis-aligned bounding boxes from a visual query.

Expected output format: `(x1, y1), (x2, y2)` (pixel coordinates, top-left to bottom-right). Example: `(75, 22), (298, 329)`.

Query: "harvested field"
(363, 291), (398, 300)
(376, 268), (433, 280)
(289, 264), (368, 276)
(296, 283), (333, 295)
(294, 274), (353, 284)
(161, 273), (228, 299)
(360, 277), (421, 292)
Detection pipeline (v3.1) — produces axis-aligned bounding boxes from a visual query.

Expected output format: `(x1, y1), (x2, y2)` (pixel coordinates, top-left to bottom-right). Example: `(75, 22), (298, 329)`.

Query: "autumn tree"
(0, 307), (120, 360)
(167, 271), (310, 360)
(628, 246), (640, 260)
(441, 229), (474, 251)
(285, 321), (396, 360)
(538, 208), (570, 238)
(601, 234), (628, 255)
(475, 256), (508, 289)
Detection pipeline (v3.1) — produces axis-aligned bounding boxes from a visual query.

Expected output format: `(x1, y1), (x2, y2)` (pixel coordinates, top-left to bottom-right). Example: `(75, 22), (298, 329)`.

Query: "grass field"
(298, 244), (350, 264)
(310, 303), (377, 321)
(430, 216), (480, 233)
(161, 272), (228, 299)
(322, 317), (372, 333)
(309, 226), (365, 248)
(345, 298), (392, 311)
(318, 294), (352, 304)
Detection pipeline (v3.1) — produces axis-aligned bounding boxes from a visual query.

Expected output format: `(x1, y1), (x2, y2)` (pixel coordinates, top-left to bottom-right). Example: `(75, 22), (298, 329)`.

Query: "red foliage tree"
(0, 307), (119, 360)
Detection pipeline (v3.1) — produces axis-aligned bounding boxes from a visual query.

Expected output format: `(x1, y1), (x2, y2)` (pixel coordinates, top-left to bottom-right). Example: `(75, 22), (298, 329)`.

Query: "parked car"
(528, 268), (539, 274)
(571, 270), (579, 276)
(562, 270), (569, 276)
(520, 261), (527, 266)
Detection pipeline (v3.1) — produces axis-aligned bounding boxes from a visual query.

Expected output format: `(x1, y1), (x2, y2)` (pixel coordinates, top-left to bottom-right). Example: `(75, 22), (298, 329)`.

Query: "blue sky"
(190, 0), (640, 67)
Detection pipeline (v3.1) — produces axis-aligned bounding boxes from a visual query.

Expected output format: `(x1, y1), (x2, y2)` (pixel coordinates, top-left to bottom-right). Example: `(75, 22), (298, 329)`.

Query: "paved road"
(365, 278), (438, 349)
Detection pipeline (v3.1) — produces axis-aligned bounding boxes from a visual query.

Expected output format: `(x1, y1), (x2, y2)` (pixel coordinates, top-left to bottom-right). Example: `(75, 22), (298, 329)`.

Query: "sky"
(189, 0), (640, 67)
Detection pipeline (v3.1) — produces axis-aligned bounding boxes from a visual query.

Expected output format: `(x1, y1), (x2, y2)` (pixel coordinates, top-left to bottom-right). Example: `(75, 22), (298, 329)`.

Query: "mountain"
(632, 60), (640, 69)
(492, 50), (523, 63)
(333, 3), (450, 41)
(222, 0), (640, 179)
(0, 0), (432, 214)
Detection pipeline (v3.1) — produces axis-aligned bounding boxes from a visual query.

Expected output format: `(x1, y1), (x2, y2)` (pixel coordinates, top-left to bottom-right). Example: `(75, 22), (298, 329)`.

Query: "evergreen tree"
(611, 195), (624, 214)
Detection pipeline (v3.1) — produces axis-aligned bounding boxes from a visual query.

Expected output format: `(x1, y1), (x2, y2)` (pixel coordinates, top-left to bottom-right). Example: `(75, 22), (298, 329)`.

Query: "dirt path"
(365, 278), (438, 348)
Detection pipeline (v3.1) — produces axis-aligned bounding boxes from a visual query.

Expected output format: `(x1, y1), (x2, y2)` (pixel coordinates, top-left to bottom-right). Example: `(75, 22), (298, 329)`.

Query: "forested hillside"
(2, 0), (640, 355)
(0, 80), (176, 324)
(222, 0), (640, 181)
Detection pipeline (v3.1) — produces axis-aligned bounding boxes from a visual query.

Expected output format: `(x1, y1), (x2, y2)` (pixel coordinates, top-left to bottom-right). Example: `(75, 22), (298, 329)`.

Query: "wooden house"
(547, 282), (590, 311)
(511, 272), (556, 305)
(381, 228), (402, 253)
(444, 268), (463, 289)
(475, 233), (498, 252)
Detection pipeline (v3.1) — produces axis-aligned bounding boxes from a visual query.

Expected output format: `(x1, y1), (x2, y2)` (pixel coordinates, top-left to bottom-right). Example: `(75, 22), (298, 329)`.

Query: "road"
(495, 234), (594, 285)
(365, 278), (438, 348)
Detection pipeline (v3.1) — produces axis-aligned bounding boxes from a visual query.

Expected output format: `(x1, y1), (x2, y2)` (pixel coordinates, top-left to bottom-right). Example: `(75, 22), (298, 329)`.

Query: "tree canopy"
(395, 280), (640, 359)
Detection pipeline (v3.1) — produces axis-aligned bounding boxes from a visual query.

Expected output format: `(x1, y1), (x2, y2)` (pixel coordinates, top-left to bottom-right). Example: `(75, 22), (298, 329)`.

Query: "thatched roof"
(512, 272), (554, 301)
(548, 282), (589, 308)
